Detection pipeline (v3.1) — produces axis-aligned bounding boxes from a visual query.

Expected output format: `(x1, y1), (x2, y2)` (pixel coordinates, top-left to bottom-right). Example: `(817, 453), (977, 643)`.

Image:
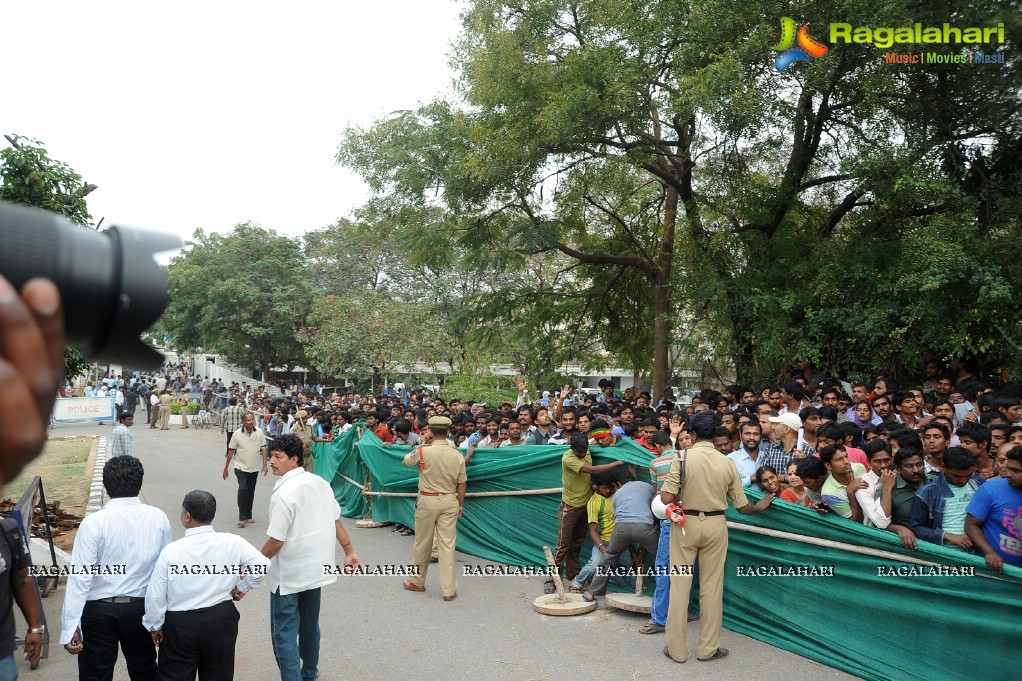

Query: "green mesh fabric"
(314, 428), (1022, 681)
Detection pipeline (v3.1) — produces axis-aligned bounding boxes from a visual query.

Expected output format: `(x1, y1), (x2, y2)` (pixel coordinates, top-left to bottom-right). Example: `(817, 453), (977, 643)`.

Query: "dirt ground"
(3, 435), (95, 551)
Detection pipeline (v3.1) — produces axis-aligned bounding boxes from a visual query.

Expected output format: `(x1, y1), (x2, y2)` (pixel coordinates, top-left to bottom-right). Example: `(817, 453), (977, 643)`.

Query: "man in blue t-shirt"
(966, 445), (1022, 572)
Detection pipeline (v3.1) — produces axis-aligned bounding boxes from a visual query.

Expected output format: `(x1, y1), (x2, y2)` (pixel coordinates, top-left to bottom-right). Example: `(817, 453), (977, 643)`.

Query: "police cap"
(427, 416), (453, 428)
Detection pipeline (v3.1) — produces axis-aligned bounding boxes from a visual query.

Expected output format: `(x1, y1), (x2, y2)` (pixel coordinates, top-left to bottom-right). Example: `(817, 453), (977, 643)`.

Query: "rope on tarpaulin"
(727, 521), (1011, 583)
(337, 472), (561, 498)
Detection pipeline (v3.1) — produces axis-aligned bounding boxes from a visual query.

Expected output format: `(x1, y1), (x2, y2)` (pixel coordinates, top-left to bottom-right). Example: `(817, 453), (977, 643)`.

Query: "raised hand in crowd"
(880, 468), (898, 491)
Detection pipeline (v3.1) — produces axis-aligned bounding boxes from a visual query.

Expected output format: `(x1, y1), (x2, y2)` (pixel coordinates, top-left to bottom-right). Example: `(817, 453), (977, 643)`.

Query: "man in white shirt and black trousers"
(144, 490), (269, 680)
(61, 456), (172, 681)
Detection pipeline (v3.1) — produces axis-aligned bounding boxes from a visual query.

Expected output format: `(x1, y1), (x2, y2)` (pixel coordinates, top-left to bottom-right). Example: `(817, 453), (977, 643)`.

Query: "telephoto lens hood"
(0, 200), (182, 368)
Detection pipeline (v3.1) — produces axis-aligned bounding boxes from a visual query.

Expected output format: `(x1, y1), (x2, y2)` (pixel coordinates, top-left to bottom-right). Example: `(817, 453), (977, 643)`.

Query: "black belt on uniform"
(684, 510), (725, 516)
(95, 596), (144, 604)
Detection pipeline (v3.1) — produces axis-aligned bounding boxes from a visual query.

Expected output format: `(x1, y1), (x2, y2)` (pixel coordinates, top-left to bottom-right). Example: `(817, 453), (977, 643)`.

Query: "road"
(21, 419), (857, 680)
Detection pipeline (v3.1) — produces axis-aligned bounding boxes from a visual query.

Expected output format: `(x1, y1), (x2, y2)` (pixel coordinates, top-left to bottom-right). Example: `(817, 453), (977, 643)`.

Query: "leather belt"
(96, 596), (144, 604)
(419, 491), (453, 496)
(684, 510), (725, 516)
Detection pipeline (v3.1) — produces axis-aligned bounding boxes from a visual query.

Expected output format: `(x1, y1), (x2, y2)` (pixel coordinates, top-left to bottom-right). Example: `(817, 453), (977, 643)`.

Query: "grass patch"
(4, 436), (94, 517)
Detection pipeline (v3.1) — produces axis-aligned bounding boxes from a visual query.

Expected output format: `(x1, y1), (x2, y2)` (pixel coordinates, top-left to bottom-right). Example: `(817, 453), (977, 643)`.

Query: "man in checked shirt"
(221, 397), (247, 454)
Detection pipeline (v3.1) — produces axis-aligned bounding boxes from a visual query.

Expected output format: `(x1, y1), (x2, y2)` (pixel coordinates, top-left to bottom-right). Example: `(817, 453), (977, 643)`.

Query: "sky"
(0, 1), (464, 244)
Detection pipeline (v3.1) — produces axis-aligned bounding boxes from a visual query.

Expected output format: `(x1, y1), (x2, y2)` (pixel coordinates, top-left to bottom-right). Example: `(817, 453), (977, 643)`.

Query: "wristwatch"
(27, 625), (45, 634)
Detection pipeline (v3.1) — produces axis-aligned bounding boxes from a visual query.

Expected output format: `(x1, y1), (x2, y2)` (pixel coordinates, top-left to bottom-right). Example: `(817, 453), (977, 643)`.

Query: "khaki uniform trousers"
(180, 410), (189, 428)
(160, 404), (171, 429)
(409, 494), (459, 597)
(664, 514), (728, 662)
(150, 405), (160, 429)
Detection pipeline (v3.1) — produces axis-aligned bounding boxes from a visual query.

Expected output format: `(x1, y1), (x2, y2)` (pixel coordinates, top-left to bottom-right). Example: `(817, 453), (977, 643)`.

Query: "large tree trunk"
(652, 281), (671, 399)
(652, 185), (679, 400)
(731, 320), (756, 386)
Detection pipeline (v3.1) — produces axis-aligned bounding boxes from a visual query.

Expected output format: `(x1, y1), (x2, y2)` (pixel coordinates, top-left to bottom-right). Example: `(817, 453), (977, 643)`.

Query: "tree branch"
(798, 174), (854, 191)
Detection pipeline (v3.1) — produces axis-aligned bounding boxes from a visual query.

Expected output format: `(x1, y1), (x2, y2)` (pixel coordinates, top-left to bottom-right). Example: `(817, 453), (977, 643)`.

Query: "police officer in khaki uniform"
(401, 416), (467, 601)
(289, 409), (314, 472)
(158, 390), (174, 430)
(659, 411), (774, 664)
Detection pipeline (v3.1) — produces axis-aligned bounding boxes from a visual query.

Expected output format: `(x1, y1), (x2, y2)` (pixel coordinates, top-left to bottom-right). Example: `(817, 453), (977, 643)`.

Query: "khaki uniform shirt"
(402, 439), (467, 494)
(290, 421), (313, 448)
(158, 394), (174, 409)
(660, 441), (749, 511)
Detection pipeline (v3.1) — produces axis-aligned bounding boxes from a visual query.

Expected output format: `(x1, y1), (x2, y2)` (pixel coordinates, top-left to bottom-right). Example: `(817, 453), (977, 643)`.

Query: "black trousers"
(225, 431), (235, 455)
(235, 470), (258, 521)
(159, 600), (239, 681)
(145, 399), (153, 422)
(79, 599), (156, 681)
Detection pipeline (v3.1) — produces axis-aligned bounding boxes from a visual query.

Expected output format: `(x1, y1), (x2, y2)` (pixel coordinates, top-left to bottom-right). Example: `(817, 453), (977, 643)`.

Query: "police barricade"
(8, 476), (58, 663)
(51, 396), (116, 425)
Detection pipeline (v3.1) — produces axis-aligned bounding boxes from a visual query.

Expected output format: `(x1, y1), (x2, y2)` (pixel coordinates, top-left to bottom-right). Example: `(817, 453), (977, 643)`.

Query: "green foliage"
(63, 348), (92, 381)
(339, 0), (1022, 388)
(168, 402), (199, 415)
(304, 291), (419, 383)
(160, 224), (310, 377)
(0, 135), (94, 226)
(438, 365), (519, 407)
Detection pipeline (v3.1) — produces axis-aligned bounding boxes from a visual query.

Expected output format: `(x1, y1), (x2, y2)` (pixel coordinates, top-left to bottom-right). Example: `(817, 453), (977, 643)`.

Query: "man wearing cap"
(659, 411), (774, 663)
(401, 416), (467, 601)
(760, 412), (815, 474)
(289, 409), (314, 472)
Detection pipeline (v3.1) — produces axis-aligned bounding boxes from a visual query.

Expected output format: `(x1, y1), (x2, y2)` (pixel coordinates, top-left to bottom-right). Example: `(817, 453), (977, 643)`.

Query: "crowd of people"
(54, 357), (1022, 674)
(205, 365), (1022, 579)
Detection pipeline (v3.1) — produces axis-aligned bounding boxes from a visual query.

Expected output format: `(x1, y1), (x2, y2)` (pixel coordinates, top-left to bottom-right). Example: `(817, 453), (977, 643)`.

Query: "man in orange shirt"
(366, 410), (393, 443)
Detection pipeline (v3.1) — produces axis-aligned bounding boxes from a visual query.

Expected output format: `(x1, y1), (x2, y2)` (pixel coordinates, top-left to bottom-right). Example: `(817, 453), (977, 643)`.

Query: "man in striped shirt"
(642, 430), (683, 635)
(61, 456), (172, 680)
(220, 397), (246, 453)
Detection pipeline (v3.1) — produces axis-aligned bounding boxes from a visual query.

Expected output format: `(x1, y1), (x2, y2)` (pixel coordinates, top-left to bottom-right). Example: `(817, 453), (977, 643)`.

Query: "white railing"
(204, 363), (281, 396)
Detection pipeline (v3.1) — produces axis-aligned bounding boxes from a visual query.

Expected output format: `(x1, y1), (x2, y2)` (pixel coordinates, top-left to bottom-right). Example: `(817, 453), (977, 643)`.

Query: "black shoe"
(698, 648), (729, 662)
(663, 646), (685, 664)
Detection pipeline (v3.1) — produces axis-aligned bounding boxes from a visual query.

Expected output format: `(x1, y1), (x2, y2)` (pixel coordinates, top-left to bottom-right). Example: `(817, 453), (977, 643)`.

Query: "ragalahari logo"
(773, 17), (828, 72)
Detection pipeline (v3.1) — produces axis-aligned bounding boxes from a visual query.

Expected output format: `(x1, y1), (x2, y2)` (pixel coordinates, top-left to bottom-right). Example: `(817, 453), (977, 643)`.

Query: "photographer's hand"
(0, 276), (64, 485)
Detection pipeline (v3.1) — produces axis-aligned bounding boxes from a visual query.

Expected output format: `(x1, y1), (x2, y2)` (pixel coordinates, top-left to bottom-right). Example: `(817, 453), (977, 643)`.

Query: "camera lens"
(0, 200), (181, 368)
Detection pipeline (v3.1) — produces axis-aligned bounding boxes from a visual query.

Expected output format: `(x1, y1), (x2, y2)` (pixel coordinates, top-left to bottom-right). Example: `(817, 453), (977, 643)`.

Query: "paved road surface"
(20, 420), (857, 680)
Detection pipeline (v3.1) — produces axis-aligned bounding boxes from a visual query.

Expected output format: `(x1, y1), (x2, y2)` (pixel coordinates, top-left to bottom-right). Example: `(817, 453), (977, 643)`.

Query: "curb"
(85, 436), (107, 516)
(29, 536), (71, 567)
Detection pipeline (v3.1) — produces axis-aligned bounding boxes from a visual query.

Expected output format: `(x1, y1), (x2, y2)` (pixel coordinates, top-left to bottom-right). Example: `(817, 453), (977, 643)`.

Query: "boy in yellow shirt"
(570, 473), (633, 592)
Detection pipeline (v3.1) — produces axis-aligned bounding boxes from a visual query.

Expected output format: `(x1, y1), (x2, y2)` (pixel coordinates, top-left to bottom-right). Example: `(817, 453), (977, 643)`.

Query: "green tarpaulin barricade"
(313, 428), (1022, 681)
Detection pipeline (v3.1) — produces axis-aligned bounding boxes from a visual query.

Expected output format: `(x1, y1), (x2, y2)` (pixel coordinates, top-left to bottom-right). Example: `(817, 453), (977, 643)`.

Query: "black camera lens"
(0, 200), (181, 368)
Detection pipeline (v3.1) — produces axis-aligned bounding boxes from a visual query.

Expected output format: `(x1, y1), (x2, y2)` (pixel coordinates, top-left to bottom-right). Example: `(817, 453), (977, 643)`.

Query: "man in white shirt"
(149, 391), (161, 430)
(260, 434), (362, 681)
(144, 490), (269, 679)
(856, 439), (898, 528)
(61, 456), (172, 681)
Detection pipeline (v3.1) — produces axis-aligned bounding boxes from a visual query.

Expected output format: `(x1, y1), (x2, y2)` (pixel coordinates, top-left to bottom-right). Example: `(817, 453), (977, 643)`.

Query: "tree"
(160, 224), (310, 379)
(0, 135), (98, 380)
(303, 291), (448, 391)
(341, 0), (1022, 388)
